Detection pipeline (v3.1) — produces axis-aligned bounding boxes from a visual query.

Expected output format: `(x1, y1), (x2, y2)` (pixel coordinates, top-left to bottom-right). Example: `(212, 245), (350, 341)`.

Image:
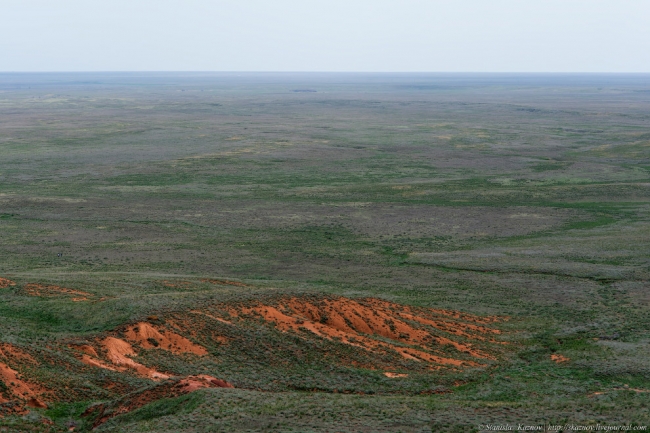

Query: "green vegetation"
(1, 73), (649, 431)
(107, 393), (203, 426)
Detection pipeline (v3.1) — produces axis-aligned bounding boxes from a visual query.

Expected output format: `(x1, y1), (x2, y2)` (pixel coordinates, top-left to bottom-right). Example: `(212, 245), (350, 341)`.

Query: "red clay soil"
(0, 344), (37, 365)
(178, 375), (233, 392)
(68, 344), (119, 372)
(551, 354), (570, 363)
(100, 337), (170, 380)
(23, 283), (93, 301)
(68, 322), (208, 381)
(79, 354), (120, 372)
(69, 344), (99, 358)
(83, 375), (233, 428)
(0, 362), (47, 409)
(0, 277), (16, 289)
(2, 294), (507, 421)
(0, 344), (48, 413)
(289, 297), (496, 359)
(198, 296), (507, 370)
(124, 322), (208, 356)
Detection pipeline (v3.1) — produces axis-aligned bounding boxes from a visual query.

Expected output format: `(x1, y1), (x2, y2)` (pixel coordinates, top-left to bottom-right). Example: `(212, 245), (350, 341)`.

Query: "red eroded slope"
(98, 337), (170, 380)
(124, 322), (208, 355)
(197, 296), (507, 370)
(0, 363), (47, 408)
(1, 293), (508, 421)
(0, 345), (47, 410)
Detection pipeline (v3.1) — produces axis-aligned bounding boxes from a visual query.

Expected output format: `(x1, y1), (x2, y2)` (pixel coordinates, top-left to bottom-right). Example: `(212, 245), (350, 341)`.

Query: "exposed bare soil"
(124, 322), (208, 356)
(550, 354), (570, 363)
(0, 278), (15, 289)
(211, 296), (507, 370)
(0, 294), (508, 422)
(0, 345), (47, 413)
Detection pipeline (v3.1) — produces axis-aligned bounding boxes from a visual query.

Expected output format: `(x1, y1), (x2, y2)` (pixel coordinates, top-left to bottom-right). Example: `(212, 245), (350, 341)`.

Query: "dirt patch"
(69, 342), (123, 370)
(124, 322), (208, 356)
(69, 344), (99, 358)
(191, 310), (233, 325)
(100, 337), (170, 380)
(0, 278), (16, 289)
(68, 323), (206, 383)
(23, 283), (94, 301)
(0, 344), (37, 365)
(79, 354), (120, 372)
(0, 344), (47, 412)
(178, 375), (234, 392)
(0, 361), (47, 408)
(550, 354), (570, 363)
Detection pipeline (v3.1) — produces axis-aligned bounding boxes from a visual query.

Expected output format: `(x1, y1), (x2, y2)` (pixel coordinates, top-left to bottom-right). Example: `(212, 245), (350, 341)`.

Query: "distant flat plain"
(0, 73), (649, 432)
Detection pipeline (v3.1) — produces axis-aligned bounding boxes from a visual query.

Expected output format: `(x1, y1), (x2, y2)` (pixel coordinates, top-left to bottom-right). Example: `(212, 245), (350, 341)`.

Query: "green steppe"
(0, 73), (649, 432)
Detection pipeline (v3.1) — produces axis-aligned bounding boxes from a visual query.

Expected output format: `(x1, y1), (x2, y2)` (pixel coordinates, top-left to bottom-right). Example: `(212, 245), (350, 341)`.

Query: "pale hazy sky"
(1, 0), (649, 72)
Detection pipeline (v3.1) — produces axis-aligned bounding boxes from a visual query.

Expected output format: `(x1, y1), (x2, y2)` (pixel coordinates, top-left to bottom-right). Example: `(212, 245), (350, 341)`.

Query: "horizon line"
(2, 71), (650, 74)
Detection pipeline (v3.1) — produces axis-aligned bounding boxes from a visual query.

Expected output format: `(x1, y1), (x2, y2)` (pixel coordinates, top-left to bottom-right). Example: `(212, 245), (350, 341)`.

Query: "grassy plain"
(0, 73), (649, 432)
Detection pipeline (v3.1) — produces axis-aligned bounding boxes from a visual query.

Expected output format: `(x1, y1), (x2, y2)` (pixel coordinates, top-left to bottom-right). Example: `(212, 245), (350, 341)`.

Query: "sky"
(1, 0), (649, 72)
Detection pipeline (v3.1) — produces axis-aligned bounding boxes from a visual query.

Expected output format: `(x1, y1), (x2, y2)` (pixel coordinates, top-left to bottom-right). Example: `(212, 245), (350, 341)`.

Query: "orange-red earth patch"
(0, 277), (16, 289)
(124, 322), (208, 356)
(0, 345), (48, 411)
(551, 354), (570, 363)
(1, 294), (509, 421)
(197, 296), (507, 370)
